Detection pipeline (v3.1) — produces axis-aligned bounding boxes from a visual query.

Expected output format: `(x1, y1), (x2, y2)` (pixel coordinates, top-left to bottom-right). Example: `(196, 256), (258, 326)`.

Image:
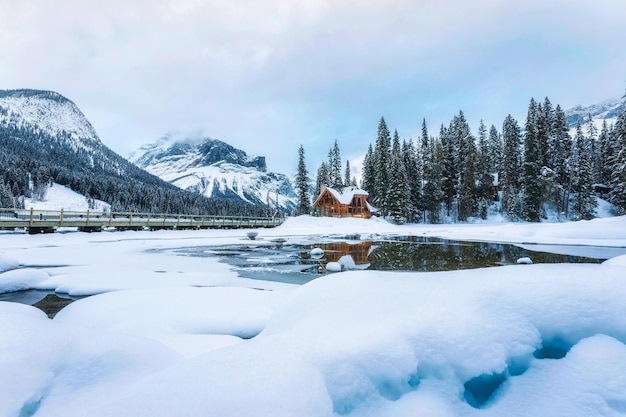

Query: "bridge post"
(29, 208), (34, 227)
(60, 209), (64, 227)
(86, 210), (90, 226)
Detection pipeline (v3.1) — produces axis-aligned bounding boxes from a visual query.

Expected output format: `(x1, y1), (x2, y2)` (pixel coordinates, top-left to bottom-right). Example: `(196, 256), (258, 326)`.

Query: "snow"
(0, 90), (100, 146)
(0, 268), (49, 293)
(0, 253), (19, 272)
(1, 215), (626, 416)
(129, 136), (298, 210)
(324, 186), (369, 205)
(23, 183), (111, 212)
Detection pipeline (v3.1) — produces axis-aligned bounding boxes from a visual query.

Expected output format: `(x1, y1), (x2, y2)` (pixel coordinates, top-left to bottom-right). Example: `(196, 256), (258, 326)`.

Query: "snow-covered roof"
(323, 186), (369, 205)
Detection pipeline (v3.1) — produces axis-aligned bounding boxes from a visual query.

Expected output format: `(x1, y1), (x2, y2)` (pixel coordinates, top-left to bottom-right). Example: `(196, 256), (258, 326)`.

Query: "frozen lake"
(169, 236), (625, 285)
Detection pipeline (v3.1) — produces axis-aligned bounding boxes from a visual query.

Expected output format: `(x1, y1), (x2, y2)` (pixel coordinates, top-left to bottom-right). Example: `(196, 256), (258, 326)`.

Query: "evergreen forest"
(308, 95), (626, 223)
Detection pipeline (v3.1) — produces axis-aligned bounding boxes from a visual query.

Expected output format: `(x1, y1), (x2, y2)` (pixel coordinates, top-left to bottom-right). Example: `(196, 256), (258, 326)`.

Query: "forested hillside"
(0, 89), (265, 215)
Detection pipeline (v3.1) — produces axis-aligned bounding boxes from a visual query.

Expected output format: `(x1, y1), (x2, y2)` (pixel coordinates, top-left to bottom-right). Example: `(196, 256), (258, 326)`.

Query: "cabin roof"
(319, 186), (369, 205)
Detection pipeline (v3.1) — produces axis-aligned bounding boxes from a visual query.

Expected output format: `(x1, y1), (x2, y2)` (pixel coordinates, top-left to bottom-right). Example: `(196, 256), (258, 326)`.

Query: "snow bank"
(1, 216), (626, 416)
(4, 263), (621, 417)
(0, 268), (49, 293)
(55, 286), (284, 356)
(272, 215), (626, 248)
(0, 301), (177, 417)
(0, 253), (19, 273)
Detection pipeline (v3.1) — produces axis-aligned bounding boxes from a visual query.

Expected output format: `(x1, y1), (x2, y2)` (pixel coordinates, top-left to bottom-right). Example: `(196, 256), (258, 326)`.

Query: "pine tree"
(585, 115), (601, 184)
(344, 160), (351, 188)
(452, 111), (477, 221)
(440, 124), (457, 217)
(573, 121), (597, 219)
(609, 103), (626, 212)
(501, 114), (522, 218)
(388, 130), (409, 223)
(423, 138), (445, 223)
(374, 117), (392, 215)
(402, 138), (422, 222)
(476, 120), (494, 219)
(327, 140), (343, 189)
(522, 98), (543, 222)
(361, 144), (375, 193)
(315, 162), (329, 198)
(552, 105), (572, 217)
(295, 145), (310, 215)
(488, 125), (503, 189)
(598, 120), (612, 187)
(538, 97), (555, 168)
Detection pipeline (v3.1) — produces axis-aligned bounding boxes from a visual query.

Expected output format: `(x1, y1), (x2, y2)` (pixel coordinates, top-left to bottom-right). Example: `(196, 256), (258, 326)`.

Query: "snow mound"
(0, 253), (19, 273)
(55, 286), (283, 341)
(0, 268), (49, 293)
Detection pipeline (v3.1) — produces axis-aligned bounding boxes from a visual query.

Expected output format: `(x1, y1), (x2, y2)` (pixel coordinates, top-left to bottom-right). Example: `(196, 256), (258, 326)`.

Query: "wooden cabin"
(313, 186), (376, 219)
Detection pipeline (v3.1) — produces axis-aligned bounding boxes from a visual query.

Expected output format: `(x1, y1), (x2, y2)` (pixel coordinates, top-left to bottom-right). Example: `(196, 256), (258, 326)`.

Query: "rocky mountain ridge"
(129, 133), (297, 212)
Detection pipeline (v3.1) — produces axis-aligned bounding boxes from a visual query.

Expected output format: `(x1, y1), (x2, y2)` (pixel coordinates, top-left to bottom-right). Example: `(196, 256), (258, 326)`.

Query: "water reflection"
(297, 237), (605, 273)
(171, 236), (614, 284)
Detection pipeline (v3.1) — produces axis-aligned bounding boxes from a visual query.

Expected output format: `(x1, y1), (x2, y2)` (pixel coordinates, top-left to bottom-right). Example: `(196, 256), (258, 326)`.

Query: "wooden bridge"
(0, 208), (285, 234)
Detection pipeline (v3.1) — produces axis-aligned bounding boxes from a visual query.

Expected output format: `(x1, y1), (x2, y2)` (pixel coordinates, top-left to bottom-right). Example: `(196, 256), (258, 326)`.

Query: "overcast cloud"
(2, 0), (625, 178)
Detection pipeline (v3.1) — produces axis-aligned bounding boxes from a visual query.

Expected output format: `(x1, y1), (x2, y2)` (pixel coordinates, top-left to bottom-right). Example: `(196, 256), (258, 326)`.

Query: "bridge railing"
(0, 208), (285, 231)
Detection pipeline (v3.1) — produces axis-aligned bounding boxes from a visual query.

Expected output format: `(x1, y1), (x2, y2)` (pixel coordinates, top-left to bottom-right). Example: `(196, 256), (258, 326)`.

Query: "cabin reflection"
(314, 241), (373, 270)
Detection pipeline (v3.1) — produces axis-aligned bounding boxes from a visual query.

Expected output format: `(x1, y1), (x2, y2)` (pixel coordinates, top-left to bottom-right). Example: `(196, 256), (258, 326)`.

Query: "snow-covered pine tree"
(402, 138), (422, 223)
(327, 140), (343, 189)
(295, 145), (310, 215)
(488, 125), (503, 186)
(584, 114), (601, 184)
(420, 118), (429, 158)
(609, 102), (626, 212)
(476, 120), (494, 219)
(423, 137), (445, 223)
(315, 162), (329, 198)
(374, 117), (392, 216)
(551, 105), (572, 217)
(452, 111), (477, 221)
(522, 98), (543, 222)
(361, 144), (375, 194)
(573, 121), (597, 219)
(440, 124), (457, 218)
(0, 178), (15, 208)
(597, 120), (612, 187)
(538, 97), (555, 168)
(344, 160), (351, 188)
(501, 114), (522, 218)
(388, 130), (409, 223)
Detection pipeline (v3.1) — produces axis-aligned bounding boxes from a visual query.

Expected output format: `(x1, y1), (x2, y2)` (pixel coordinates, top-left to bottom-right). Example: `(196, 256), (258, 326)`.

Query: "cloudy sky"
(2, 0), (625, 178)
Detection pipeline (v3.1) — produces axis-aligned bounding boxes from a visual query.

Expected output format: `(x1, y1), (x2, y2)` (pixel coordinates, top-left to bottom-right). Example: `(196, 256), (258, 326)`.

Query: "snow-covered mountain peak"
(0, 89), (100, 143)
(565, 96), (625, 129)
(130, 134), (296, 211)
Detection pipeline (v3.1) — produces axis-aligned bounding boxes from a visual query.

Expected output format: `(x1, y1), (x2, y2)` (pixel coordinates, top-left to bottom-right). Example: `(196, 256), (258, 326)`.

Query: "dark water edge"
(32, 294), (75, 318)
(0, 290), (76, 318)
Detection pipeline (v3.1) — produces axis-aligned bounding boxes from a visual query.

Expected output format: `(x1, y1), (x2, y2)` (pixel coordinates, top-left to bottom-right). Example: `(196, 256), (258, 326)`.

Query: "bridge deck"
(0, 208), (284, 233)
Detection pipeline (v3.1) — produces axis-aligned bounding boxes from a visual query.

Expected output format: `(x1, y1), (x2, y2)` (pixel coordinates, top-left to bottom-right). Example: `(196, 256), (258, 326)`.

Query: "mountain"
(0, 89), (264, 215)
(565, 96), (625, 129)
(129, 133), (297, 212)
